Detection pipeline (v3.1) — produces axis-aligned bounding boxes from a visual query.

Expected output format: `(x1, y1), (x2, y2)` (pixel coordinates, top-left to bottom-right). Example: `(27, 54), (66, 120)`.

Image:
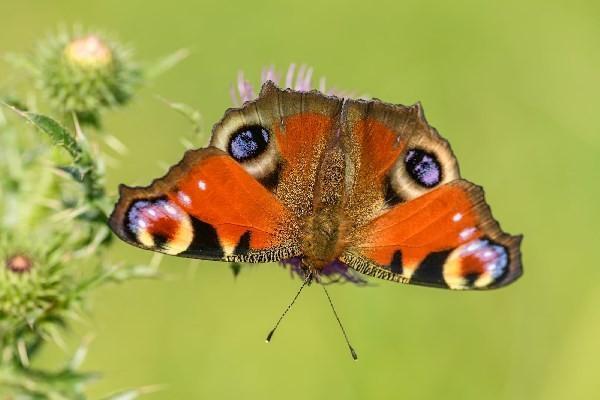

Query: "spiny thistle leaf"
(0, 102), (86, 164)
(22, 112), (84, 162)
(100, 385), (164, 400)
(1, 103), (105, 207)
(157, 95), (203, 134)
(146, 48), (189, 80)
(0, 363), (99, 400)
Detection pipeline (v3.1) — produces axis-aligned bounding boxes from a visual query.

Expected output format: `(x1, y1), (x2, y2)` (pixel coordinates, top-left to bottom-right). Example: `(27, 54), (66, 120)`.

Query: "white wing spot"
(178, 191), (192, 206)
(459, 227), (477, 241)
(164, 204), (177, 216)
(198, 180), (207, 191)
(452, 213), (463, 222)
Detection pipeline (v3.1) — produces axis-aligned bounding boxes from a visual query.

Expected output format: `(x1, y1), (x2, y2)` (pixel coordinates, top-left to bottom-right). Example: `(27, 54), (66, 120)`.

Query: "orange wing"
(342, 180), (522, 289)
(109, 148), (300, 262)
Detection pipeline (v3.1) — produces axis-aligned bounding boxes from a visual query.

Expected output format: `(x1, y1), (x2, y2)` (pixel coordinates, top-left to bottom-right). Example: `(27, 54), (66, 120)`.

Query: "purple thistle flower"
(230, 64), (364, 106)
(280, 257), (368, 286)
(5, 254), (34, 274)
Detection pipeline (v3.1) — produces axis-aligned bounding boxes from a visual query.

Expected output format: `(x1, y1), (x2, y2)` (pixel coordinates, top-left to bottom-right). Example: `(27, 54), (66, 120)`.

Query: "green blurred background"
(2, 0), (599, 398)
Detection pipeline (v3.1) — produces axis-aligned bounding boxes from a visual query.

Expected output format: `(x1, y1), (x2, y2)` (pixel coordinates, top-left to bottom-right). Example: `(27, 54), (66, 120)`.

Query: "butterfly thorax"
(300, 144), (349, 270)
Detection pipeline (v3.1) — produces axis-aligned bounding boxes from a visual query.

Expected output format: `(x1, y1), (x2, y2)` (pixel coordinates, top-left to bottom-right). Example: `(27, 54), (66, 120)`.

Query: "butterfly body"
(109, 82), (522, 290)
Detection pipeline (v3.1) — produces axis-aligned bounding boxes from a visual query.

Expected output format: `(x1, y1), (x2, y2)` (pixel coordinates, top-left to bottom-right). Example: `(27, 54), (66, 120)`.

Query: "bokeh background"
(2, 0), (599, 399)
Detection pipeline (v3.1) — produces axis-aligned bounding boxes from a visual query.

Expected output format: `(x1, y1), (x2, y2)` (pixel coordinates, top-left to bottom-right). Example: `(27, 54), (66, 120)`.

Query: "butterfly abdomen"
(301, 210), (349, 270)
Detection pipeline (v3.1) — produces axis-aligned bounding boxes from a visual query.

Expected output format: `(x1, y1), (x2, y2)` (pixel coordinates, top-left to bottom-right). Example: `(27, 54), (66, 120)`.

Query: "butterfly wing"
(340, 99), (523, 289)
(109, 82), (343, 262)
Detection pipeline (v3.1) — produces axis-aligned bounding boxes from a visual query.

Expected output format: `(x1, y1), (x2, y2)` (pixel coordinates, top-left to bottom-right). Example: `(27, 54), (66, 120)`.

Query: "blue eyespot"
(228, 125), (270, 161)
(404, 148), (442, 188)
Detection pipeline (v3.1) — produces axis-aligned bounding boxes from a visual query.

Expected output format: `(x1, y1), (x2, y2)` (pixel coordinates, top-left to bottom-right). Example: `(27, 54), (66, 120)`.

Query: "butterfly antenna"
(321, 283), (358, 360)
(265, 271), (313, 343)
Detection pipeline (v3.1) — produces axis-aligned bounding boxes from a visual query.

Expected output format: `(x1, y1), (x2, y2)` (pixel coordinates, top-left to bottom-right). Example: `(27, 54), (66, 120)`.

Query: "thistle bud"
(0, 241), (67, 353)
(34, 29), (142, 126)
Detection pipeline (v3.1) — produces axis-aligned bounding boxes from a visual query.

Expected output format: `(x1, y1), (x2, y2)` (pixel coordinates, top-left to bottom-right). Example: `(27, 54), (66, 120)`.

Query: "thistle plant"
(230, 64), (364, 106)
(0, 28), (184, 399)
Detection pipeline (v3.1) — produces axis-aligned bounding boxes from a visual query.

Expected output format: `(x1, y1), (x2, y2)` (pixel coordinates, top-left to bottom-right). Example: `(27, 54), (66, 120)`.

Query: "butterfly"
(108, 81), (523, 357)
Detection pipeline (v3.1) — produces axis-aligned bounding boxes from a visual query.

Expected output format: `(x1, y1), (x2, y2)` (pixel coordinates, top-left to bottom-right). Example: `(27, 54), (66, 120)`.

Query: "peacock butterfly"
(109, 79), (523, 358)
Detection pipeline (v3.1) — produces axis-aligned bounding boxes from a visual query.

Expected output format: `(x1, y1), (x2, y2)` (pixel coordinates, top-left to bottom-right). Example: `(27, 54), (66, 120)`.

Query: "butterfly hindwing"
(342, 180), (522, 289)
